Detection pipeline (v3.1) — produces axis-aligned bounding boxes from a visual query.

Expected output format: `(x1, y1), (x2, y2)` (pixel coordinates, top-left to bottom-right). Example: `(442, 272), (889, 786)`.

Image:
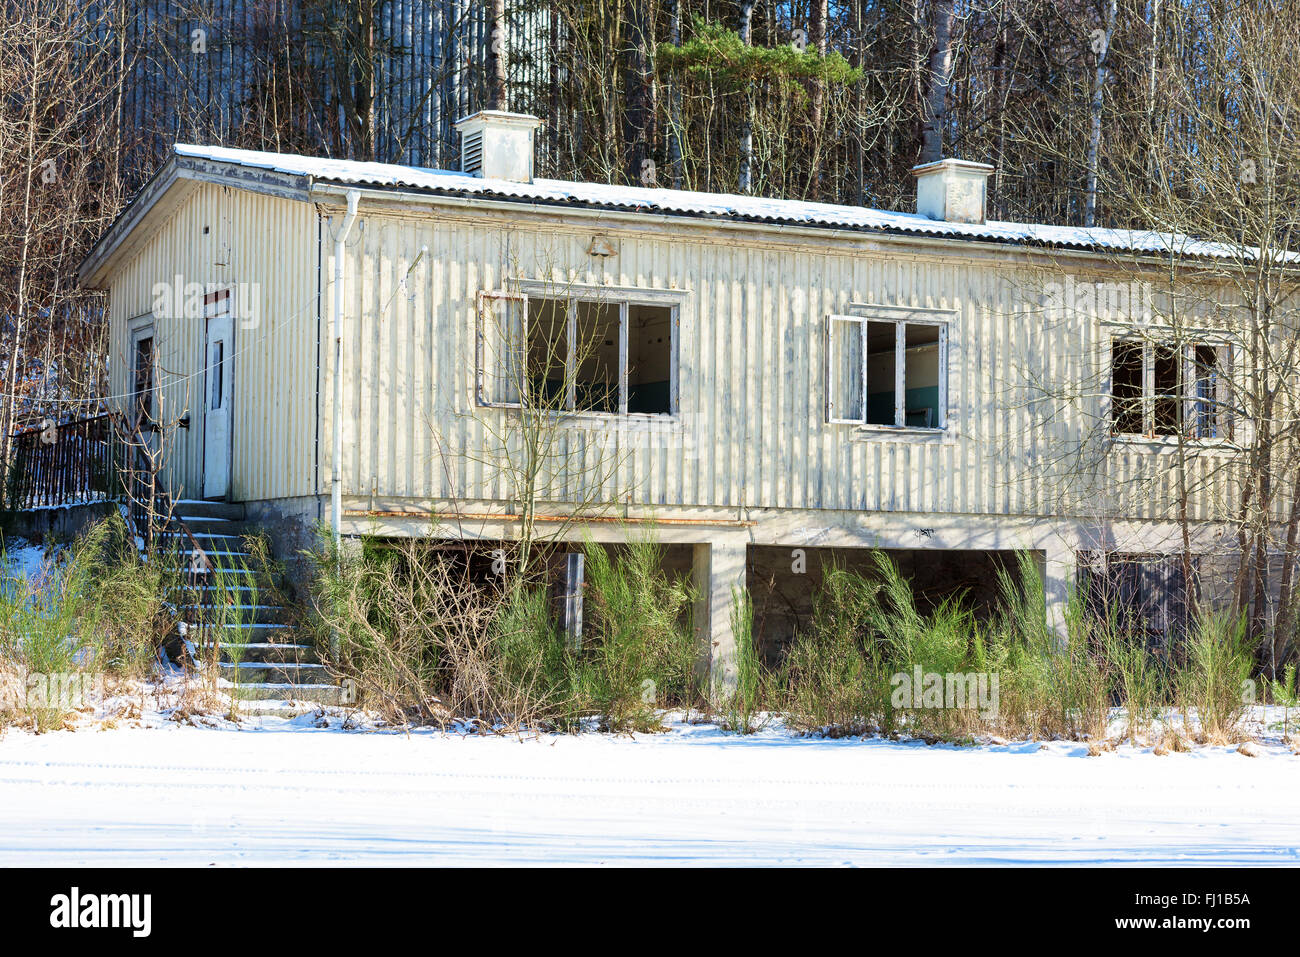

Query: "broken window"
(573, 300), (620, 413)
(132, 333), (155, 429)
(525, 296), (567, 407)
(477, 291), (526, 406)
(904, 323), (941, 428)
(1152, 343), (1181, 435)
(865, 321), (897, 425)
(1191, 344), (1229, 439)
(1111, 341), (1143, 435)
(1079, 551), (1197, 651)
(627, 304), (673, 414)
(1110, 337), (1231, 439)
(827, 314), (947, 429)
(481, 290), (675, 416)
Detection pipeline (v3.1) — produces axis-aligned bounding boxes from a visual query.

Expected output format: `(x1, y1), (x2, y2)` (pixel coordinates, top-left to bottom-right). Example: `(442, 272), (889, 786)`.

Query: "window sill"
(478, 402), (682, 432)
(1111, 434), (1238, 452)
(844, 423), (952, 442)
(556, 411), (682, 432)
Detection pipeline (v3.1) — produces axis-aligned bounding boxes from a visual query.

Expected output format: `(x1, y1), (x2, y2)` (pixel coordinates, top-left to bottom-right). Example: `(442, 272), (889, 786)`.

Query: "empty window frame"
(828, 314), (947, 429)
(1191, 344), (1228, 439)
(479, 291), (676, 416)
(1110, 338), (1231, 439)
(131, 328), (156, 430)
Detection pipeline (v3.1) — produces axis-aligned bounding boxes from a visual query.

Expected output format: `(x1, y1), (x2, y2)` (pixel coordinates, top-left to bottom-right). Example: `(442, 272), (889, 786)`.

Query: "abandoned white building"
(77, 111), (1247, 678)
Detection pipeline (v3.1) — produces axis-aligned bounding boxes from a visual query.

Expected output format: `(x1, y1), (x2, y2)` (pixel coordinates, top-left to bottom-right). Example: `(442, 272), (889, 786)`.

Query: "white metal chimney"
(910, 158), (995, 224)
(454, 110), (543, 183)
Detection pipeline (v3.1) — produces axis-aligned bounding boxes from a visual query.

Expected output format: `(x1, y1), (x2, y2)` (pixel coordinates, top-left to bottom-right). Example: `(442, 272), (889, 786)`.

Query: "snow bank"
(1, 716), (1296, 866)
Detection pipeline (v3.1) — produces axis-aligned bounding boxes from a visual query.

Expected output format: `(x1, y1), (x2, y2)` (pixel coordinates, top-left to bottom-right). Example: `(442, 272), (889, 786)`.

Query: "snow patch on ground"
(1, 536), (52, 585)
(1, 699), (1298, 866)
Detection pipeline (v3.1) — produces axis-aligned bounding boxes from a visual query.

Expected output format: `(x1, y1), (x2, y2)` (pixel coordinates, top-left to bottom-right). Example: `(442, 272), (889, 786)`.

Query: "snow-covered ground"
(2, 714), (1298, 866)
(0, 536), (50, 584)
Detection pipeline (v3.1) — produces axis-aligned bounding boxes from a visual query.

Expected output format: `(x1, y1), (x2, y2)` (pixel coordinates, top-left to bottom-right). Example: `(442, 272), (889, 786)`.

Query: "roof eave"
(305, 180), (1204, 268)
(79, 156), (186, 287)
(78, 152), (315, 288)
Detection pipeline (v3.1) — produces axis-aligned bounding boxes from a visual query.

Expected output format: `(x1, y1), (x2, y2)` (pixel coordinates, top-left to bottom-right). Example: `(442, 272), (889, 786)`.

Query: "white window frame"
(479, 284), (681, 419)
(476, 290), (527, 409)
(127, 314), (159, 432)
(1109, 334), (1233, 441)
(1185, 341), (1233, 441)
(827, 311), (949, 431)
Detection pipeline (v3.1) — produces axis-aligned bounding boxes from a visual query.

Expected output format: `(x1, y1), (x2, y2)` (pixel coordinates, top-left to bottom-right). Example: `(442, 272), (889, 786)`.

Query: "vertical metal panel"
(107, 183), (317, 503)
(314, 207), (1192, 523)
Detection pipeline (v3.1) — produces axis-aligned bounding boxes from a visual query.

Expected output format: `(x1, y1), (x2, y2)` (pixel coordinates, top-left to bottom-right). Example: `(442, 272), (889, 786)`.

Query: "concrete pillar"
(692, 537), (749, 692)
(1044, 545), (1074, 643)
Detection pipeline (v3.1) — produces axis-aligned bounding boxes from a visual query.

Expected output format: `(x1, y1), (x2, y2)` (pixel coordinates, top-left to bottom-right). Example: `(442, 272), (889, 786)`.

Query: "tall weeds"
(575, 536), (698, 731)
(304, 530), (698, 732)
(717, 588), (765, 733)
(0, 514), (178, 730)
(779, 549), (1263, 745)
(780, 563), (885, 736)
(1177, 611), (1255, 742)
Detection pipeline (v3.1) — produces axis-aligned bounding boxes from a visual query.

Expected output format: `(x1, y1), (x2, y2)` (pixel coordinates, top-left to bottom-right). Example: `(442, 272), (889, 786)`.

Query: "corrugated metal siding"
(321, 205), (1240, 523)
(108, 184), (317, 503)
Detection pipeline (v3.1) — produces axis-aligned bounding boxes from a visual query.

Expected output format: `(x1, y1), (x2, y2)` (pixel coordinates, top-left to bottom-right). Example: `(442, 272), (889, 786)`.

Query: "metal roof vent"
(911, 158), (995, 225)
(454, 111), (543, 183)
(460, 127), (484, 177)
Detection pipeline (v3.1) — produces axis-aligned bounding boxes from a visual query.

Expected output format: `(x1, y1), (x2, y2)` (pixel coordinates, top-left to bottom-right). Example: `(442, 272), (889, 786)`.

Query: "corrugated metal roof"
(174, 143), (1270, 261)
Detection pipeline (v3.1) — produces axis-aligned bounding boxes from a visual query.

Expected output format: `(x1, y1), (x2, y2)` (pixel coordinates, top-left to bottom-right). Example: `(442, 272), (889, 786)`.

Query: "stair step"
(179, 604), (292, 625)
(187, 622), (295, 641)
(181, 561), (266, 578)
(161, 531), (247, 548)
(231, 700), (330, 718)
(218, 642), (319, 663)
(174, 589), (272, 609)
(171, 570), (276, 591)
(170, 519), (246, 537)
(220, 662), (329, 683)
(171, 501), (247, 521)
(232, 683), (345, 705)
(175, 582), (261, 590)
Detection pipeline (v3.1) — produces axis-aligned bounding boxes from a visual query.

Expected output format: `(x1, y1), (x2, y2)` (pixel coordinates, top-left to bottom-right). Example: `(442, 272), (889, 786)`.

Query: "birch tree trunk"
(737, 1), (755, 194)
(1086, 0), (1118, 227)
(920, 0), (955, 164)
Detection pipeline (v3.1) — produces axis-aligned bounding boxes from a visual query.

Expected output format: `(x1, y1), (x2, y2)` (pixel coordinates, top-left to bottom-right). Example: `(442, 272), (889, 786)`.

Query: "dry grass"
(1086, 739), (1117, 757)
(1155, 727), (1193, 753)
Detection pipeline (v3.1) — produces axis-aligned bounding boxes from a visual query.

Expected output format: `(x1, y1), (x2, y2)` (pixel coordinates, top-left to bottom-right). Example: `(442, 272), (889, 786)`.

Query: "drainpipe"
(331, 190), (361, 554)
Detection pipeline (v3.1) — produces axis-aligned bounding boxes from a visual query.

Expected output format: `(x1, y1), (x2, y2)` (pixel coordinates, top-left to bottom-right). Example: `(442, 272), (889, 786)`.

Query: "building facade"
(80, 113), (1246, 676)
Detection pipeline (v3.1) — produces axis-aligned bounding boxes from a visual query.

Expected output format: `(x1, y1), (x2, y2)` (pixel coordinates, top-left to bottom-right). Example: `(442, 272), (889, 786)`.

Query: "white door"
(202, 304), (234, 499)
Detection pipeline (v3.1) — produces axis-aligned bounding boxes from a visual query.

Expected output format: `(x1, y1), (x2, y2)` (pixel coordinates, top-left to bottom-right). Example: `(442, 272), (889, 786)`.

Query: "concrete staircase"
(166, 502), (344, 716)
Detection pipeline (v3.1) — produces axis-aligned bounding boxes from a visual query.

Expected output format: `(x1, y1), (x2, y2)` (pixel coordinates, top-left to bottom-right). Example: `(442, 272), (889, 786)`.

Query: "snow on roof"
(175, 142), (1264, 261)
